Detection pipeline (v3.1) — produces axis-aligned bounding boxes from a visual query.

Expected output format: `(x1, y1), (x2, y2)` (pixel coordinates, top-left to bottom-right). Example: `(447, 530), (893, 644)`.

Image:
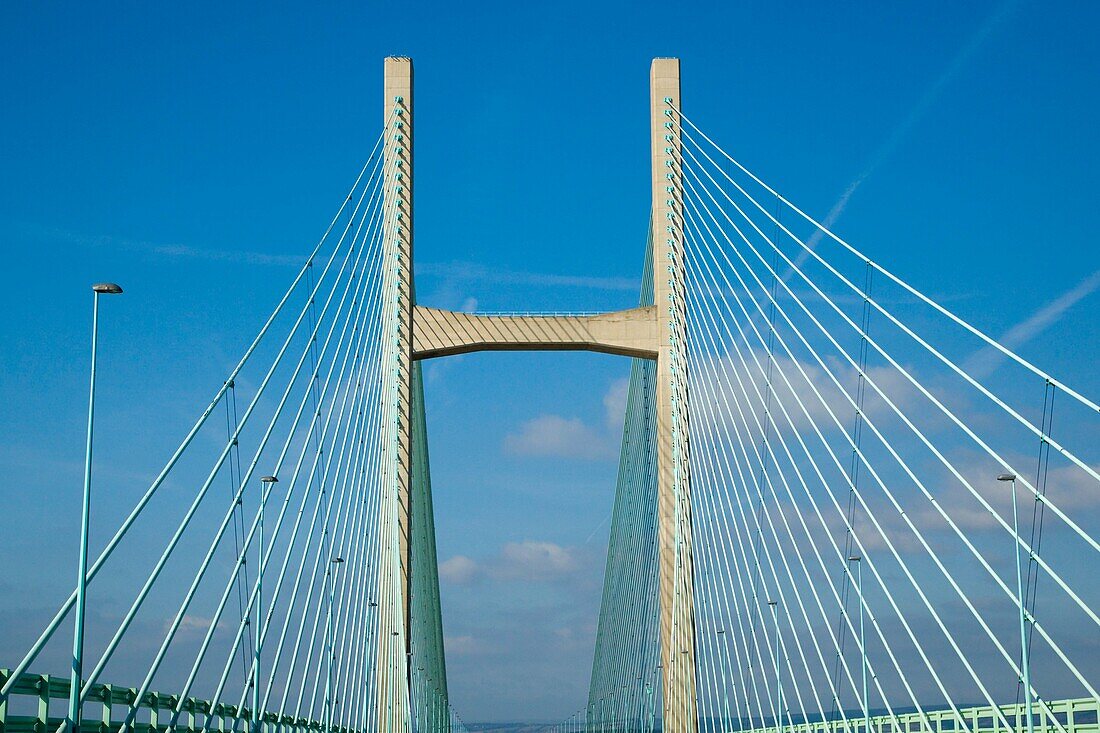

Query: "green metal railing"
(0, 671), (357, 733)
(735, 698), (1099, 733)
(540, 693), (1098, 733)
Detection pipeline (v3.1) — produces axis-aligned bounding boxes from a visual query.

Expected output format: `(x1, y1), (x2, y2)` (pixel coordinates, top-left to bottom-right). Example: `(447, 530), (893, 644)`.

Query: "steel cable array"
(3, 91), (1098, 733)
(0, 117), (463, 733)
(546, 104), (1097, 733)
(676, 107), (1099, 733)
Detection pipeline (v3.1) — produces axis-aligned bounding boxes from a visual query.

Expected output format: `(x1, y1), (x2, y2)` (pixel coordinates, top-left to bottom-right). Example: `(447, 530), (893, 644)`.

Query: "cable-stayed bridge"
(2, 56), (1098, 733)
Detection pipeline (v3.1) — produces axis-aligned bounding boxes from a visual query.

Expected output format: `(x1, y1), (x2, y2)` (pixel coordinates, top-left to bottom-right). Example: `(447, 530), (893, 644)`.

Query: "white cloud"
(170, 614), (227, 637)
(688, 348), (925, 447)
(1043, 462), (1100, 512)
(441, 542), (586, 587)
(458, 296), (478, 313)
(439, 555), (479, 585)
(603, 378), (629, 430)
(493, 540), (578, 581)
(788, 176), (866, 273)
(937, 460), (1100, 533)
(501, 380), (629, 460)
(503, 414), (612, 460)
(444, 634), (484, 656)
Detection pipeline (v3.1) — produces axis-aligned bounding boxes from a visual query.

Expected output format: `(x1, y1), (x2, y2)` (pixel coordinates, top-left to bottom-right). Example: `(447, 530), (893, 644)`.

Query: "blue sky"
(1, 0), (1098, 724)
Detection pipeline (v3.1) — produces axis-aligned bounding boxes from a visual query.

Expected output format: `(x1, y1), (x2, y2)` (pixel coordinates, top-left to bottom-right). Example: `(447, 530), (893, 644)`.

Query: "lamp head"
(92, 283), (123, 294)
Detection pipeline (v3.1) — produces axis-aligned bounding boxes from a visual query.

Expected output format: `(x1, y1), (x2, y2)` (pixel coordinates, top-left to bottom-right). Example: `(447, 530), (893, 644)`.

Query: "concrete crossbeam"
(411, 306), (659, 361)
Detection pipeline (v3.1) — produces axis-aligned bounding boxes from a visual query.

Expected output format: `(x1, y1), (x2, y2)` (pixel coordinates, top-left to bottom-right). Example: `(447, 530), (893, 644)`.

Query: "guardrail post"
(37, 675), (50, 733)
(100, 686), (112, 733)
(0, 669), (8, 733)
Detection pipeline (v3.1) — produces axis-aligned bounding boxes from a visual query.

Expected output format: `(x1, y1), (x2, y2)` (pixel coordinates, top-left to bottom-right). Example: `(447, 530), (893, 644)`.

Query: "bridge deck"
(3, 670), (1095, 733)
(0, 670), (351, 733)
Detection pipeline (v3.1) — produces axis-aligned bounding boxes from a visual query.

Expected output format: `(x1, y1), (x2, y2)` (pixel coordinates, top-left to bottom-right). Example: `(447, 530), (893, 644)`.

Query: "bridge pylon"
(379, 54), (415, 733)
(650, 56), (698, 733)
(379, 55), (698, 731)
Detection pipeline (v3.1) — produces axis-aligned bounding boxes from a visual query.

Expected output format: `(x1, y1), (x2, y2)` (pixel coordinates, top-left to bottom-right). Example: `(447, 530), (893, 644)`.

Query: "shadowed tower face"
(382, 56), (699, 730)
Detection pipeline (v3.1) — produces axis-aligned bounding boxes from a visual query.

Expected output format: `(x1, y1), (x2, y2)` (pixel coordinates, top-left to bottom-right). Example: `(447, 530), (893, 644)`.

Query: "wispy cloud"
(964, 268), (1100, 378)
(418, 261), (639, 292)
(25, 224), (306, 267)
(147, 242), (305, 267)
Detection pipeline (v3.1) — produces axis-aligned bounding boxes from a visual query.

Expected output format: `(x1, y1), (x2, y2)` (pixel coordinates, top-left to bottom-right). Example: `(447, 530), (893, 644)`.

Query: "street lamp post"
(325, 556), (344, 733)
(255, 475), (278, 733)
(768, 600), (781, 733)
(999, 473), (1035, 733)
(67, 282), (123, 733)
(849, 556), (869, 733)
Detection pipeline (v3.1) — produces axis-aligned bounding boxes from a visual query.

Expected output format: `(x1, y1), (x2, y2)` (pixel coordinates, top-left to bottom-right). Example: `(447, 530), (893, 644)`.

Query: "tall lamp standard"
(768, 600), (781, 733)
(325, 556), (345, 733)
(255, 475), (278, 733)
(849, 556), (869, 733)
(66, 282), (123, 733)
(999, 472), (1035, 733)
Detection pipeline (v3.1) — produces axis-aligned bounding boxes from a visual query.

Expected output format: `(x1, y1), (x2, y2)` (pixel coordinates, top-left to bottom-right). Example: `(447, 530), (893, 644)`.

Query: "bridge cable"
(681, 165), (1013, 731)
(0, 126), (389, 706)
(672, 105), (1100, 417)
(684, 208), (880, 732)
(78, 137), (387, 719)
(676, 112), (1100, 551)
(677, 129), (1100, 660)
(677, 130), (1100, 644)
(677, 129), (1091, 726)
(114, 158), (387, 733)
(682, 156), (1084, 724)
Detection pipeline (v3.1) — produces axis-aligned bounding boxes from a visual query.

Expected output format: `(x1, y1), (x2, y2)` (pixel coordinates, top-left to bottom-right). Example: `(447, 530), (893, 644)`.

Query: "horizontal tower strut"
(411, 305), (659, 360)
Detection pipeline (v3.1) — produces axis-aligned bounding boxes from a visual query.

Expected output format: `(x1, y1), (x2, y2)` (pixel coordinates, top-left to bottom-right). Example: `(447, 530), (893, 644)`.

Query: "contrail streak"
(964, 268), (1100, 378)
(787, 0), (1022, 273)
